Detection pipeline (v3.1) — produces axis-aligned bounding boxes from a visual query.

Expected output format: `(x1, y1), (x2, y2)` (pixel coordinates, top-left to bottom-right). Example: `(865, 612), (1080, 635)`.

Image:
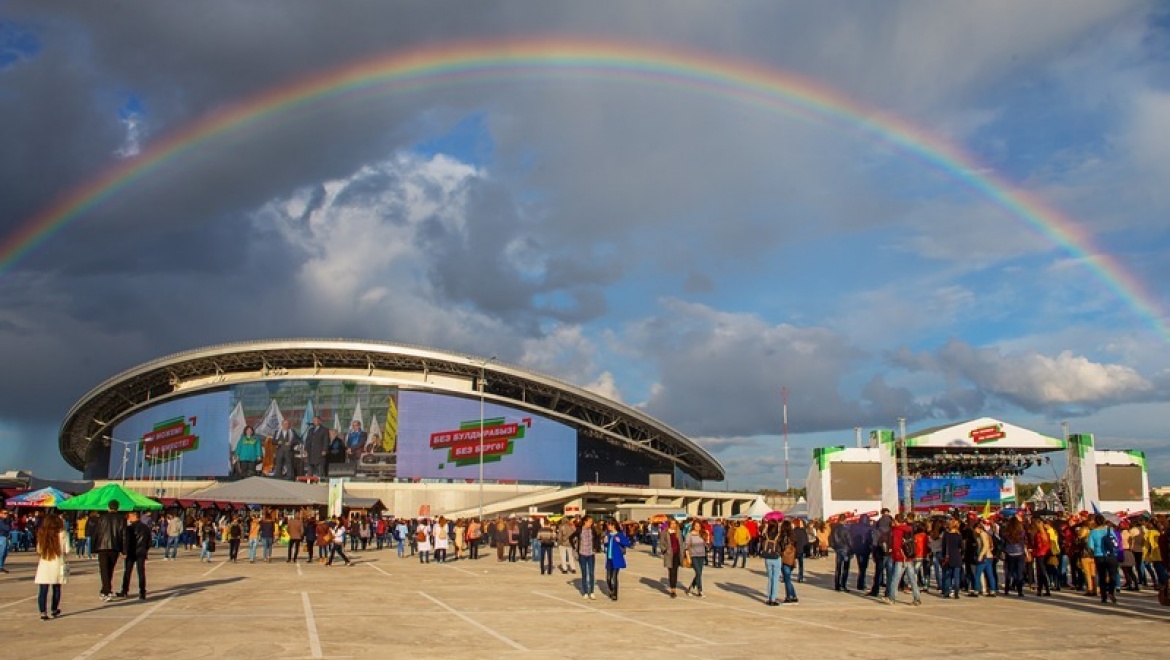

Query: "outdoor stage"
(0, 539), (1165, 658)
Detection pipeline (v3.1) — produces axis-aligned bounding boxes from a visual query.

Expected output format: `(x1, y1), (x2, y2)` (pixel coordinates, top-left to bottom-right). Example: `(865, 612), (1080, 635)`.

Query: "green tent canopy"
(57, 483), (163, 512)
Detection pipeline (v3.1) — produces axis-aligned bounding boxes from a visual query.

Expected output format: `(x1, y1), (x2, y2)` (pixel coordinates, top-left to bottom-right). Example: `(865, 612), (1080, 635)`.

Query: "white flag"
(300, 398), (316, 438)
(255, 399), (285, 438)
(351, 400), (364, 428)
(332, 412), (342, 433)
(368, 414), (381, 449)
(228, 401), (247, 452)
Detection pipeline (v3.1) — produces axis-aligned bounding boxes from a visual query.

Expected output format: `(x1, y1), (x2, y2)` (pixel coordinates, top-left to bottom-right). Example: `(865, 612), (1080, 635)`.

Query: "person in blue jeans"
(570, 516), (601, 599)
(684, 525), (708, 597)
(759, 521), (782, 605)
(780, 520), (799, 603)
(711, 522), (726, 568)
(940, 519), (964, 598)
(973, 522), (998, 596)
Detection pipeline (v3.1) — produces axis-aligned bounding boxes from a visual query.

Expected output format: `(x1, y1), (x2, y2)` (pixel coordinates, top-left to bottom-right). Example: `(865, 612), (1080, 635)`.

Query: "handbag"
(682, 552), (692, 569)
(60, 561), (70, 584)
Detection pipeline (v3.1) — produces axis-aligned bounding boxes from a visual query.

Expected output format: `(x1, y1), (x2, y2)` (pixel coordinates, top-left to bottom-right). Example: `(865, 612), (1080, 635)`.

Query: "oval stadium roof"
(59, 339), (725, 481)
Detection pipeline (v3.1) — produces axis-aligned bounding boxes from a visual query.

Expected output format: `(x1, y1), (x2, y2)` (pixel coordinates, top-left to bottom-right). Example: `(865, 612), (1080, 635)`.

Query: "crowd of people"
(4, 501), (1168, 622)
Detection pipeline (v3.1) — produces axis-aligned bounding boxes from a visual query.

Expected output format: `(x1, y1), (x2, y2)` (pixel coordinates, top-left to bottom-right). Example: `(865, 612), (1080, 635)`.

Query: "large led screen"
(109, 391), (232, 479)
(109, 380), (399, 479)
(396, 390), (577, 482)
(1097, 465), (1144, 501)
(830, 462), (883, 501)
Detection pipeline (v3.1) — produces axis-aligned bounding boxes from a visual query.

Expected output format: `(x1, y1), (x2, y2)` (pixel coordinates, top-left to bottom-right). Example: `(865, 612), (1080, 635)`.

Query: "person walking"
(760, 520), (782, 606)
(684, 523), (708, 597)
(90, 500), (125, 602)
(247, 515), (261, 563)
(882, 514), (920, 605)
(286, 512), (304, 563)
(850, 514), (873, 592)
(34, 513), (70, 620)
(198, 516), (218, 563)
(116, 510), (150, 600)
(227, 516), (243, 562)
(603, 519), (632, 600)
(941, 519), (963, 599)
(326, 517), (352, 567)
(569, 516), (601, 600)
(557, 516), (578, 574)
(660, 519), (683, 598)
(395, 519), (410, 558)
(710, 520), (726, 568)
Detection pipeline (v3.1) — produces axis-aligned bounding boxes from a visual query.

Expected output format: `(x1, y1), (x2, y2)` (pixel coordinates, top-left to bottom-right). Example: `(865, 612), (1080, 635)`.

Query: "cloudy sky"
(1, 1), (1168, 489)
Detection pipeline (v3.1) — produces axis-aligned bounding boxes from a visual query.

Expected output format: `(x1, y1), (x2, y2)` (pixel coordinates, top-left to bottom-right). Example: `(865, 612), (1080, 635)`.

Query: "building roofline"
(60, 338), (724, 481)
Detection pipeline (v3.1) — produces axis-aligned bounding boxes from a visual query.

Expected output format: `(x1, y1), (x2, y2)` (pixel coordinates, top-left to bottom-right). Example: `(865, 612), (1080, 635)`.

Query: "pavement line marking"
(0, 595), (37, 610)
(201, 561), (226, 577)
(533, 591), (716, 645)
(417, 591), (527, 651)
(367, 563), (392, 577)
(438, 562), (481, 577)
(72, 592), (178, 660)
(302, 592), (323, 659)
(690, 595), (887, 638)
(297, 562), (304, 577)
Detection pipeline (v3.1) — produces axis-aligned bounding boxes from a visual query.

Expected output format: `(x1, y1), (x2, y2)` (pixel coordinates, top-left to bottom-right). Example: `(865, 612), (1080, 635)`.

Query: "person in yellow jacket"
(731, 522), (751, 568)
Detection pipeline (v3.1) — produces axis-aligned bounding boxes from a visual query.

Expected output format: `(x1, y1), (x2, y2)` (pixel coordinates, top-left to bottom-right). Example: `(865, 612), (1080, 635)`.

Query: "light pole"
(107, 436), (138, 485)
(477, 355), (496, 522)
(897, 418), (910, 514)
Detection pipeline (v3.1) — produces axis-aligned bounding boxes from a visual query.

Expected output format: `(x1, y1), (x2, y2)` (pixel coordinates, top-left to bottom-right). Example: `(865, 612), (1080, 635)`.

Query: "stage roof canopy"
(906, 417), (1064, 453)
(187, 477), (383, 509)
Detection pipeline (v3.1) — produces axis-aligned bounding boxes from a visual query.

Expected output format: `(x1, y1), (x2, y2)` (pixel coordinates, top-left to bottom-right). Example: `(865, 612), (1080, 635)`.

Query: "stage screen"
(109, 391), (232, 479)
(396, 390), (578, 482)
(905, 477), (1003, 508)
(830, 462), (882, 501)
(1097, 465), (1144, 501)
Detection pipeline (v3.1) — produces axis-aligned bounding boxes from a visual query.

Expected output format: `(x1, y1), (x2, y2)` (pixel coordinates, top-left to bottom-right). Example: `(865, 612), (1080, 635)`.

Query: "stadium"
(59, 339), (760, 517)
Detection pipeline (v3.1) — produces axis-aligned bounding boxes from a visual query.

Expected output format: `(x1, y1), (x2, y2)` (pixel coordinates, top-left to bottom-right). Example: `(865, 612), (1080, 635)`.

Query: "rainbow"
(3, 38), (1166, 339)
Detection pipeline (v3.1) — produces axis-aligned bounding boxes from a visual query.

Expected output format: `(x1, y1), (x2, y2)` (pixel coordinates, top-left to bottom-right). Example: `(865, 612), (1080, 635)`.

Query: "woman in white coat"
(432, 517), (450, 563)
(35, 513), (71, 620)
(416, 520), (433, 563)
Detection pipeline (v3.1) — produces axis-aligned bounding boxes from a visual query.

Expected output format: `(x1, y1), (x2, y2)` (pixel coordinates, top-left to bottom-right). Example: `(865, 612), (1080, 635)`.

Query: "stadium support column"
(477, 356), (495, 522)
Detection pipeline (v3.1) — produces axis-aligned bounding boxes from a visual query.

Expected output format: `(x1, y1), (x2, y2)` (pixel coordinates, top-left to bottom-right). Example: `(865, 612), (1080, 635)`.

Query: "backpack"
(537, 528), (555, 544)
(899, 531), (916, 560)
(781, 540), (797, 567)
(416, 529), (427, 543)
(760, 533), (780, 559)
(1100, 529), (1118, 557)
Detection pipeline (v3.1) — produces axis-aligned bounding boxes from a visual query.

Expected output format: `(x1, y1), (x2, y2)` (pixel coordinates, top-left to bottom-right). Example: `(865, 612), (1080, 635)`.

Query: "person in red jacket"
(881, 513), (920, 605)
(1030, 520), (1053, 596)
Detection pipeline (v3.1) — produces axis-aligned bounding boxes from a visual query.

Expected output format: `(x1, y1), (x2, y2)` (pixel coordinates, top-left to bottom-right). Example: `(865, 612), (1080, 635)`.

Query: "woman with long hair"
(1029, 519), (1053, 596)
(780, 520), (799, 603)
(35, 513), (70, 620)
(234, 425), (262, 477)
(684, 523), (708, 597)
(660, 519), (683, 598)
(759, 520), (782, 606)
(1002, 517), (1027, 597)
(603, 519), (632, 600)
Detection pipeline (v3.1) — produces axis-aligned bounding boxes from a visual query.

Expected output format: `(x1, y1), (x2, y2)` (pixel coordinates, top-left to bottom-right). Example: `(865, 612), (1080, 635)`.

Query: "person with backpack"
(415, 520), (432, 564)
(760, 520), (782, 606)
(881, 513), (920, 605)
(1087, 514), (1119, 604)
(779, 520), (799, 603)
(432, 517), (449, 563)
(537, 519), (557, 575)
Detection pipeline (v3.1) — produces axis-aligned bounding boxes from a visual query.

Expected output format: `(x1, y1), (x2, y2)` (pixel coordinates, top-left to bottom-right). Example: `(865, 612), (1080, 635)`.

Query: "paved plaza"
(2, 544), (1166, 659)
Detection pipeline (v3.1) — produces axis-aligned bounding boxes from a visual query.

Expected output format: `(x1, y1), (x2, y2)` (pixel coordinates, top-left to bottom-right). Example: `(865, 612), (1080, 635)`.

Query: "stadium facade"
(60, 339), (725, 491)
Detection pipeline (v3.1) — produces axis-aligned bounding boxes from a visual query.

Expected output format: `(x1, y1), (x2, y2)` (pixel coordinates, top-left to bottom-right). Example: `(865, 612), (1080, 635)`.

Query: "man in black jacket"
(117, 510), (151, 600)
(303, 416), (330, 478)
(90, 500), (126, 601)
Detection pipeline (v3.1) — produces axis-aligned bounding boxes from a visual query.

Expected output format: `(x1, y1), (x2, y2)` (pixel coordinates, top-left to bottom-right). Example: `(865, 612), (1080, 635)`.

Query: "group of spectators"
(823, 508), (1167, 606)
